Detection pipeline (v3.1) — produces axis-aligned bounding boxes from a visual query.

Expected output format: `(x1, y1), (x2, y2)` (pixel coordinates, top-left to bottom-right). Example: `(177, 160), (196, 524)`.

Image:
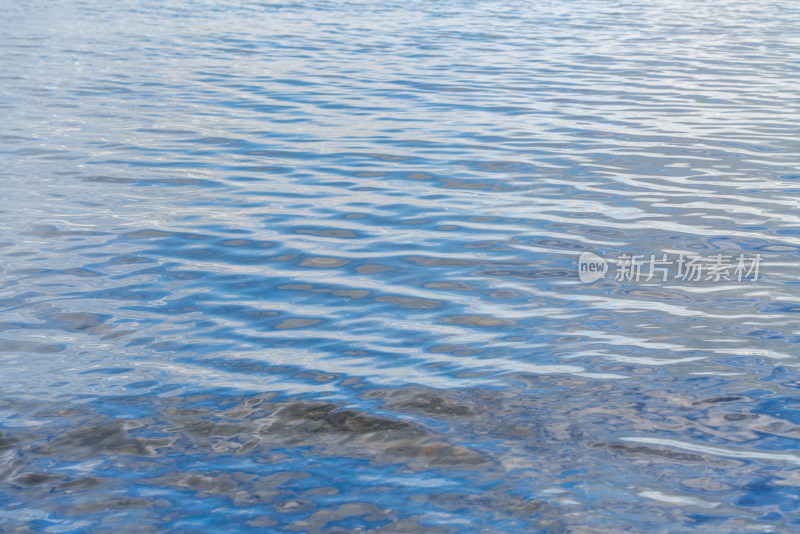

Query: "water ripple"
(2, 0), (800, 531)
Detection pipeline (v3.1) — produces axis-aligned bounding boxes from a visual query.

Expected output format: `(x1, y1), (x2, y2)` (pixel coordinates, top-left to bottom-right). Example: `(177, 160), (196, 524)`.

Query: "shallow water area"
(2, 0), (800, 532)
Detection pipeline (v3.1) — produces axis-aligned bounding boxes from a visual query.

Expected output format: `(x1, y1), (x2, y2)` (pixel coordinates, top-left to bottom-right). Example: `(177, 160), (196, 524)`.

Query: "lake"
(2, 0), (800, 531)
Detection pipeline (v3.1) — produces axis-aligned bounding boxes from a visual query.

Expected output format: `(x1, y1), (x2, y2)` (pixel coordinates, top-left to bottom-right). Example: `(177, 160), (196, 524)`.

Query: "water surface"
(2, 0), (800, 531)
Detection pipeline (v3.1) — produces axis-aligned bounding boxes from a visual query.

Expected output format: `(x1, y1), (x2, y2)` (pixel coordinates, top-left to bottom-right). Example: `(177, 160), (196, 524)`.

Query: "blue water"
(2, 0), (800, 531)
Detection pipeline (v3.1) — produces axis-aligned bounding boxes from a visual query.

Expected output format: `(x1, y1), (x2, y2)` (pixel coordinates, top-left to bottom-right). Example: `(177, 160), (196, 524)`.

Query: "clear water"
(2, 0), (800, 531)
